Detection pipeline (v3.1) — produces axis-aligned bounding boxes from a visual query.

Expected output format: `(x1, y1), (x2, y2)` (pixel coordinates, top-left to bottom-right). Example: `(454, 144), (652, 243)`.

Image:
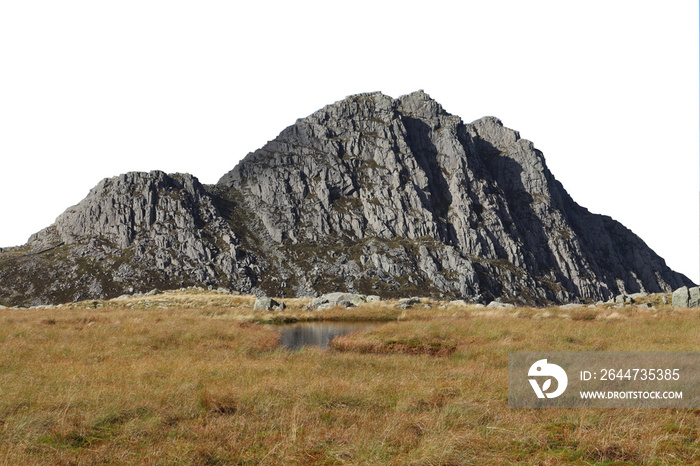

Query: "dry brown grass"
(0, 291), (699, 464)
(331, 321), (459, 356)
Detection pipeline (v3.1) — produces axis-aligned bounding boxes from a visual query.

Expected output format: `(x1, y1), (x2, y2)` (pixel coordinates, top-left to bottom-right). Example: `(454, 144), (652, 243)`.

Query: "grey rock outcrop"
(254, 297), (285, 311)
(0, 171), (257, 306)
(691, 288), (700, 307)
(305, 292), (366, 310)
(487, 301), (516, 309)
(0, 90), (695, 306)
(397, 297), (421, 309)
(672, 286), (700, 308)
(607, 292), (648, 305)
(672, 287), (689, 307)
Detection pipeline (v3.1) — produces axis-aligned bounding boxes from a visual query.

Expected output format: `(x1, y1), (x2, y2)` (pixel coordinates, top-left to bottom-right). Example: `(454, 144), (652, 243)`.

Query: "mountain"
(0, 91), (693, 306)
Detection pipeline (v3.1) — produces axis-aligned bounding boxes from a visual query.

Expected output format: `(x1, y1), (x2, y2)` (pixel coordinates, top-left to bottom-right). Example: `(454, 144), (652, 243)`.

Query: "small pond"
(275, 321), (380, 350)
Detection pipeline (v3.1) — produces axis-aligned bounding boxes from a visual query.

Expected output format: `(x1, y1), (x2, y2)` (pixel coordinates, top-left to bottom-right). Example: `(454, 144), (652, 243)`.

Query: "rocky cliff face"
(0, 91), (693, 306)
(0, 171), (256, 306)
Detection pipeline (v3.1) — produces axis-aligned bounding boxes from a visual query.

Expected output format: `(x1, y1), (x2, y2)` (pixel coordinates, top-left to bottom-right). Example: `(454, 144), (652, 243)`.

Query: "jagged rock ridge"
(1, 172), (256, 306)
(0, 91), (694, 306)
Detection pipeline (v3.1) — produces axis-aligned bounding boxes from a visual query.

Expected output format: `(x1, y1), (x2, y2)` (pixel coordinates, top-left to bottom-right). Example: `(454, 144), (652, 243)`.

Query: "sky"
(1, 1), (698, 284)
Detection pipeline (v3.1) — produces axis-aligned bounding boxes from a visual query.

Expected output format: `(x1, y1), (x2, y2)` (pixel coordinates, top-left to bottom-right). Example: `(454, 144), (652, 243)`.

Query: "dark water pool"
(275, 321), (379, 350)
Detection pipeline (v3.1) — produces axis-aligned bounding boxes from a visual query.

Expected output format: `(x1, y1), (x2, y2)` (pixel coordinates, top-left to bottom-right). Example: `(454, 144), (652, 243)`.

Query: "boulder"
(254, 297), (285, 311)
(613, 294), (632, 304)
(396, 297), (421, 309)
(672, 286), (690, 307)
(486, 301), (515, 309)
(672, 286), (700, 308)
(690, 287), (700, 307)
(305, 292), (365, 310)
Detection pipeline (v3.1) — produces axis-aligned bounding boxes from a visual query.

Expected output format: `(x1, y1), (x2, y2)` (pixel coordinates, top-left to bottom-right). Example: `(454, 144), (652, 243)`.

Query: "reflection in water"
(276, 321), (378, 350)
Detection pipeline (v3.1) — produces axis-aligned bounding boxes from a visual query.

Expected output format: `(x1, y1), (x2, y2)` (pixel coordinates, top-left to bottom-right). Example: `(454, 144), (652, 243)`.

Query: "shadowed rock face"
(0, 91), (694, 306)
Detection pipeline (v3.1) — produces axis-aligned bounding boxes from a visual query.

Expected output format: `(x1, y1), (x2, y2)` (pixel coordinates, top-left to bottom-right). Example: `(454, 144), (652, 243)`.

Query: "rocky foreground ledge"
(2, 287), (698, 315)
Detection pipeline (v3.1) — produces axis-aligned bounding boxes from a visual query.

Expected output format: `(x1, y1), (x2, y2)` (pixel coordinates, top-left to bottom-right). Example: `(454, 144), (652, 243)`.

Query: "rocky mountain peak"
(0, 91), (694, 306)
(397, 89), (449, 121)
(30, 171), (209, 249)
(212, 91), (693, 303)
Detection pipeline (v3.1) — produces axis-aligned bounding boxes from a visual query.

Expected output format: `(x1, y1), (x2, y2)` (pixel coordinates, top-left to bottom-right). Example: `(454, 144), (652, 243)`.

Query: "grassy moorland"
(0, 290), (699, 465)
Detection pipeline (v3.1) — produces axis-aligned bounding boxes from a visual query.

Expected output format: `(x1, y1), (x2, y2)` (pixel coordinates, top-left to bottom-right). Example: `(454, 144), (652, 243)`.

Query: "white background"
(1, 1), (698, 283)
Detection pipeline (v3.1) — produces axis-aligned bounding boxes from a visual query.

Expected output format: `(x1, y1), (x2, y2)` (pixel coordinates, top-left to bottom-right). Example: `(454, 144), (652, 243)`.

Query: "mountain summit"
(0, 91), (693, 306)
